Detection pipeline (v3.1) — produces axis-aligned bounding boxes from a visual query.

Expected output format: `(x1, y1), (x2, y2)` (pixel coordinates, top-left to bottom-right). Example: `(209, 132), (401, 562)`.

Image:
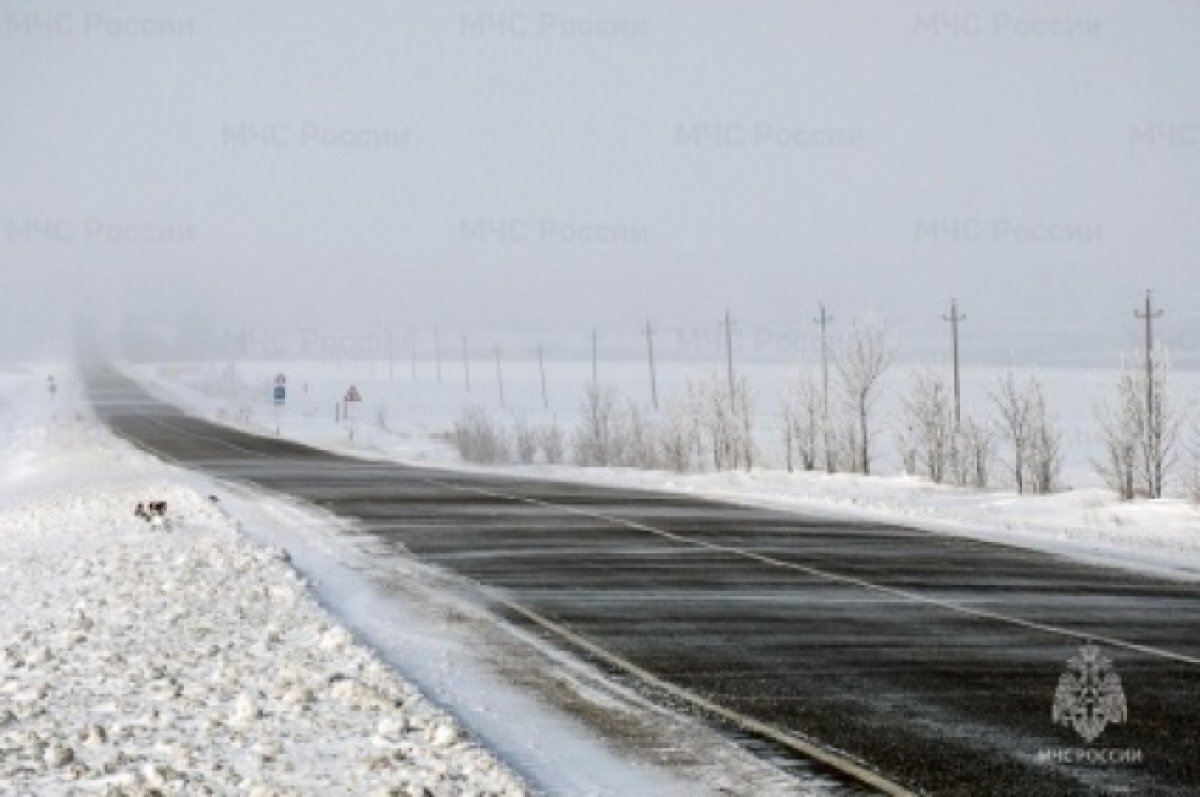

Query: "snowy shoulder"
(0, 480), (527, 796)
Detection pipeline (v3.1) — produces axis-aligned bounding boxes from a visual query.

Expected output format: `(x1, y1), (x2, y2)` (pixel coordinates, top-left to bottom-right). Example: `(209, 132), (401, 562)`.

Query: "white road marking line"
(97, 385), (1200, 795)
(485, 588), (916, 797)
(112, 391), (1200, 668)
(100, 389), (919, 793)
(426, 478), (1200, 668)
(131, 409), (274, 458)
(108, 389), (1200, 668)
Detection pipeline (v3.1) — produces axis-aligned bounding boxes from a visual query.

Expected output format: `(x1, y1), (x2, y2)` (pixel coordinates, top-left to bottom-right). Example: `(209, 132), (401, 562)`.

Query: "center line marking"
(91, 379), (1200, 796)
(425, 478), (1200, 668)
(108, 387), (1200, 670)
(103, 388), (1200, 669)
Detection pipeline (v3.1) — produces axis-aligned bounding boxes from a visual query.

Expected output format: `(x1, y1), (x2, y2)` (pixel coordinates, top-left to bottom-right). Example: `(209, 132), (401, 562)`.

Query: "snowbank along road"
(87, 367), (1200, 796)
(0, 369), (528, 796)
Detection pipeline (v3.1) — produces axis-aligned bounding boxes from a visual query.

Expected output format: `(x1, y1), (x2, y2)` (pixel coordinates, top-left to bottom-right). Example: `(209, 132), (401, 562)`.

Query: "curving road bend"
(87, 368), (1200, 796)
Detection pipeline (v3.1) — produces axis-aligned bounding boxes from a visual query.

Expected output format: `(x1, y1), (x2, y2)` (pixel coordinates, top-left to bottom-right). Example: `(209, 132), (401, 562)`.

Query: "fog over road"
(88, 368), (1200, 796)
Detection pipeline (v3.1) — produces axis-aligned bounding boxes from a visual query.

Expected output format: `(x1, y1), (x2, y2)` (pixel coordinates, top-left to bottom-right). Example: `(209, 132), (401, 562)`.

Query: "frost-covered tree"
(835, 316), (895, 475)
(452, 406), (509, 464)
(512, 416), (538, 464)
(1094, 368), (1140, 500)
(736, 374), (756, 471)
(901, 367), (954, 484)
(699, 372), (732, 470)
(991, 369), (1034, 494)
(991, 371), (1060, 495)
(693, 370), (755, 471)
(829, 413), (862, 475)
(658, 399), (696, 473)
(956, 415), (995, 489)
(1137, 347), (1181, 499)
(894, 420), (919, 476)
(1095, 350), (1181, 499)
(781, 373), (823, 472)
(1099, 348), (1180, 499)
(1026, 376), (1063, 495)
(621, 400), (661, 469)
(573, 384), (626, 467)
(538, 418), (566, 464)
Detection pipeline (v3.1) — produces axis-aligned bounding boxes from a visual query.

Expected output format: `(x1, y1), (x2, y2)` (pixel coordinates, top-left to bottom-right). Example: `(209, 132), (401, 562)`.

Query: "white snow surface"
(0, 366), (527, 796)
(133, 360), (1200, 583)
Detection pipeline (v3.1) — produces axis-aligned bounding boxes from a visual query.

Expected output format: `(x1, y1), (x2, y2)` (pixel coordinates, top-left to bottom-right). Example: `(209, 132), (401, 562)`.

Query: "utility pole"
(943, 298), (966, 426)
(814, 303), (834, 472)
(1136, 289), (1164, 497)
(644, 319), (659, 410)
(591, 326), (598, 386)
(721, 308), (736, 406)
(494, 347), (505, 407)
(537, 343), (549, 409)
(814, 304), (833, 413)
(434, 324), (442, 384)
(462, 335), (471, 392)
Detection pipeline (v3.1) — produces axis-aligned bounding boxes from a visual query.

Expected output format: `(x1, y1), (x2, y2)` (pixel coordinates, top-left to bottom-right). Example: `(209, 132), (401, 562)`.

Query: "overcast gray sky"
(2, 1), (1198, 363)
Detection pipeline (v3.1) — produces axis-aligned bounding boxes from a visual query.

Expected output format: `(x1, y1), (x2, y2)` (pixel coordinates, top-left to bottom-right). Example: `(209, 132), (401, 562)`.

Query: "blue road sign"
(273, 385), (286, 406)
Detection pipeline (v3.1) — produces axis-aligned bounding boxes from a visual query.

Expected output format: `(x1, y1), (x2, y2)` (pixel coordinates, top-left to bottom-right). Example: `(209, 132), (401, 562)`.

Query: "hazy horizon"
(4, 1), (1198, 366)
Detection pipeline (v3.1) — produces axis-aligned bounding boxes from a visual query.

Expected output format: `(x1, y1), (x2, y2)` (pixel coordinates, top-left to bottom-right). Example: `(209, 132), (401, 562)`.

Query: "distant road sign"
(273, 386), (286, 406)
(344, 385), (362, 403)
(275, 373), (287, 387)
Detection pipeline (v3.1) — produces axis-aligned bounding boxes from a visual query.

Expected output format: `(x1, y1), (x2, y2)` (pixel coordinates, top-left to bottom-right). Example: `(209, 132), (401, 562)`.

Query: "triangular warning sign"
(345, 385), (362, 402)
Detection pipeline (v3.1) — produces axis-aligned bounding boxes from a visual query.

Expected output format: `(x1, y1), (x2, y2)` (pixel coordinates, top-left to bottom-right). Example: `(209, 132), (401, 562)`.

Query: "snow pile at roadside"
(0, 372), (527, 796)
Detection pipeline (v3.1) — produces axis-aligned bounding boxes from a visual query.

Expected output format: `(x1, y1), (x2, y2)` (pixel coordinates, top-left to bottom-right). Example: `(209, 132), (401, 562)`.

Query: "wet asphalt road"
(87, 369), (1200, 796)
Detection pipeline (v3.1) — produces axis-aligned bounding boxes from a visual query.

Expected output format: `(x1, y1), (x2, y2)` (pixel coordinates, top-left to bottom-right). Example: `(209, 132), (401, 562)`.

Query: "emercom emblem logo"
(1052, 643), (1128, 743)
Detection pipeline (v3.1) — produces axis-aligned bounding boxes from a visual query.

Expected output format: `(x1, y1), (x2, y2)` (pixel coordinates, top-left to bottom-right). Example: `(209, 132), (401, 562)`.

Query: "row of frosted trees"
(452, 316), (1197, 502)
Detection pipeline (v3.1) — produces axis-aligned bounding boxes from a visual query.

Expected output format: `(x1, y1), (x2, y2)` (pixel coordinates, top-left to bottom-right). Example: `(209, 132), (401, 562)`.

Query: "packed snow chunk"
(231, 692), (262, 725)
(320, 625), (353, 651)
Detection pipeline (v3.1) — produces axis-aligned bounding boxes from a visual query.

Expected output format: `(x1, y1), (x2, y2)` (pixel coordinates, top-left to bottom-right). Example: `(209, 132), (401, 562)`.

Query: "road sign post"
(343, 384), (362, 422)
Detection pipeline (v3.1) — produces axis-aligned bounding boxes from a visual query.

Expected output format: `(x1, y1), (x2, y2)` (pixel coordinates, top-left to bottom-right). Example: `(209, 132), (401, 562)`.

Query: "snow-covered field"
(0, 366), (526, 795)
(133, 359), (1200, 582)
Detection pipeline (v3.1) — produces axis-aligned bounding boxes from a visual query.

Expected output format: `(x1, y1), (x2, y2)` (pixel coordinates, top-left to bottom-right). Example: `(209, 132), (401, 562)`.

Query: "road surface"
(87, 368), (1200, 796)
